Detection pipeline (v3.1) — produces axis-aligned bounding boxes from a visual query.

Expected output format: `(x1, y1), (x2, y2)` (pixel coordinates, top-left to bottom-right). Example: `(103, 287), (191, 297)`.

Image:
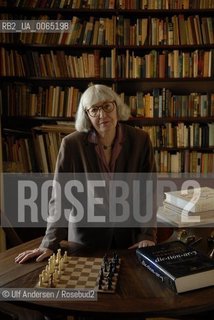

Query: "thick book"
(136, 241), (214, 293)
(157, 206), (214, 228)
(164, 187), (214, 212)
(163, 201), (214, 218)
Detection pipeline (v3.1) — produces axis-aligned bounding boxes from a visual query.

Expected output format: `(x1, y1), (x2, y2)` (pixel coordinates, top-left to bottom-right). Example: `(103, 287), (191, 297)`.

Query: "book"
(163, 201), (214, 218)
(164, 187), (214, 213)
(157, 206), (214, 227)
(136, 241), (214, 293)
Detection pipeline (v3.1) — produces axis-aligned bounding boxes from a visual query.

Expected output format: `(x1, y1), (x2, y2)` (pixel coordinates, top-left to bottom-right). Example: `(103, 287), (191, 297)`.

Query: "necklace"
(102, 144), (113, 150)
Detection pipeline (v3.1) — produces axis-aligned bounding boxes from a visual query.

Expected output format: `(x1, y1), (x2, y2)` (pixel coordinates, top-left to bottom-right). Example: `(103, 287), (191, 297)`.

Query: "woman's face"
(86, 100), (118, 136)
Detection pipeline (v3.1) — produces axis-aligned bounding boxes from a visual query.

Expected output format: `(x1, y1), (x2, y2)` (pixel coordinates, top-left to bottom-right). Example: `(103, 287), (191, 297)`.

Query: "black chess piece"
(100, 267), (104, 279)
(103, 254), (108, 263)
(107, 277), (112, 290)
(98, 278), (103, 290)
(104, 262), (108, 272)
(49, 275), (55, 288)
(113, 253), (119, 265)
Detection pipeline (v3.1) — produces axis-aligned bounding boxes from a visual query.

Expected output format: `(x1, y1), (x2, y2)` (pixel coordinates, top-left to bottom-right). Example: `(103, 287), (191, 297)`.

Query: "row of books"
(0, 15), (116, 46)
(142, 123), (214, 148)
(122, 90), (214, 118)
(0, 15), (213, 46)
(4, 0), (214, 9)
(117, 15), (214, 46)
(154, 150), (214, 173)
(2, 84), (214, 118)
(5, 0), (116, 9)
(117, 49), (214, 78)
(1, 48), (213, 78)
(2, 127), (74, 173)
(118, 0), (214, 9)
(3, 129), (214, 173)
(0, 48), (115, 78)
(2, 135), (36, 173)
(2, 85), (82, 117)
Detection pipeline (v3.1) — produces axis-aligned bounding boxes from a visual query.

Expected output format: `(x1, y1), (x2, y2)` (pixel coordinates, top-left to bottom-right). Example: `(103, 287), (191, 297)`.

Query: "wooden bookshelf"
(0, 0), (214, 174)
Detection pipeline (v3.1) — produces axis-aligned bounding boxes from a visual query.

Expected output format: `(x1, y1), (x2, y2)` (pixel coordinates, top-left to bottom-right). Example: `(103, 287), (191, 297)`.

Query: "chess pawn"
(39, 274), (43, 287)
(56, 248), (61, 266)
(58, 261), (64, 275)
(49, 274), (55, 288)
(57, 269), (61, 279)
(53, 271), (58, 285)
(42, 270), (48, 283)
(48, 257), (55, 274)
(63, 251), (68, 263)
(52, 253), (56, 265)
(59, 257), (65, 270)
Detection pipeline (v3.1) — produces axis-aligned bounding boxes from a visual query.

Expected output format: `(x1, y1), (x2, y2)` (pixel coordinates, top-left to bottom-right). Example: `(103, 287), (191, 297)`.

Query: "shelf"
(117, 44), (214, 51)
(154, 147), (214, 152)
(1, 76), (213, 83)
(0, 43), (116, 50)
(1, 7), (214, 15)
(1, 43), (214, 50)
(3, 115), (75, 122)
(0, 7), (117, 15)
(3, 116), (214, 124)
(126, 117), (214, 126)
(0, 76), (115, 84)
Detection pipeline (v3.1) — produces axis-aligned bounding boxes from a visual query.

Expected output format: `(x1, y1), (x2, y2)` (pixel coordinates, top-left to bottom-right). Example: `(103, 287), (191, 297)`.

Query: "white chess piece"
(63, 251), (68, 263)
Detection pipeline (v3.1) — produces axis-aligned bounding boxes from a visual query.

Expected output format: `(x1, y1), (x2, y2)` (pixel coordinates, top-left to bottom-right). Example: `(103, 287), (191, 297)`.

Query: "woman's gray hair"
(75, 84), (130, 132)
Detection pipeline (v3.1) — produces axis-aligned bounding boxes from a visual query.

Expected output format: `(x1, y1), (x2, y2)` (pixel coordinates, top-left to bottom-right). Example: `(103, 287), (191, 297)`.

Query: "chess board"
(37, 255), (120, 293)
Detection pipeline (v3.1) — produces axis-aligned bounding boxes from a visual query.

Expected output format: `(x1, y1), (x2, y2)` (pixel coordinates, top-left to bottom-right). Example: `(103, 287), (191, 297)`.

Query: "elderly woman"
(15, 84), (157, 264)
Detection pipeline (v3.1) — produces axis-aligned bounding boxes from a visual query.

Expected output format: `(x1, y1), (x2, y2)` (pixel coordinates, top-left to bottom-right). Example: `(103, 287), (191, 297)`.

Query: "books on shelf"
(1, 47), (214, 79)
(4, 0), (214, 9)
(2, 84), (214, 119)
(164, 187), (214, 213)
(136, 240), (214, 293)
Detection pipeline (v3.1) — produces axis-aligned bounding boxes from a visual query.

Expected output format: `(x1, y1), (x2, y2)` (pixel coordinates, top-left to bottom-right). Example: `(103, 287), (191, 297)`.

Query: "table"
(0, 231), (214, 319)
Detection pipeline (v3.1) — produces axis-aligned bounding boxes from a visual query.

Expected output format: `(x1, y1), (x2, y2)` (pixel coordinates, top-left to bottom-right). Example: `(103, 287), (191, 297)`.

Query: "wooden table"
(0, 231), (214, 319)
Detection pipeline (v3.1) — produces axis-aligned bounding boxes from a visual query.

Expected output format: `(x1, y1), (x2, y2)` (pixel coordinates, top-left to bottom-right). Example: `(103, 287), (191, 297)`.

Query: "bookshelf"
(0, 0), (214, 174)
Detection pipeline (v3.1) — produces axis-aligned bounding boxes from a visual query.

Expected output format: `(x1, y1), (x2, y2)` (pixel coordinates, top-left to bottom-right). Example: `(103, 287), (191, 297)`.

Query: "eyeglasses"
(86, 101), (115, 117)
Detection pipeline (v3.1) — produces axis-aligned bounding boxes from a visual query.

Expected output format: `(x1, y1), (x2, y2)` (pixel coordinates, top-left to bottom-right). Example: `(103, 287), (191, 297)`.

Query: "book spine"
(136, 252), (177, 293)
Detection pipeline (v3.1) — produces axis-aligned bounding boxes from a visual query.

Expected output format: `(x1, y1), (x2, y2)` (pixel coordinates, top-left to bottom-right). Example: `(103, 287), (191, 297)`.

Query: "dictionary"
(136, 241), (214, 293)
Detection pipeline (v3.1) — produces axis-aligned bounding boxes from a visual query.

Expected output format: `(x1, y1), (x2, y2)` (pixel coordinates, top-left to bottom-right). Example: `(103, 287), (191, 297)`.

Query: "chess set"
(37, 249), (121, 293)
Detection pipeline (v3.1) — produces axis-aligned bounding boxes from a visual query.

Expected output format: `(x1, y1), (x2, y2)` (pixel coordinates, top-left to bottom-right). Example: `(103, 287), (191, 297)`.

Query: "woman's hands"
(128, 239), (155, 249)
(15, 247), (53, 264)
(14, 240), (155, 264)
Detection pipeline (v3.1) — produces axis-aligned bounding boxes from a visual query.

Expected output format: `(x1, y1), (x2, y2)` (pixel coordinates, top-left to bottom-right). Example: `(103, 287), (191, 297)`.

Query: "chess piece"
(42, 270), (48, 283)
(107, 277), (112, 290)
(49, 274), (55, 288)
(113, 253), (119, 265)
(63, 251), (68, 263)
(56, 248), (61, 265)
(59, 257), (65, 270)
(48, 256), (55, 274)
(39, 274), (43, 287)
(100, 267), (104, 280)
(104, 262), (108, 272)
(103, 254), (108, 264)
(53, 270), (58, 285)
(98, 278), (103, 290)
